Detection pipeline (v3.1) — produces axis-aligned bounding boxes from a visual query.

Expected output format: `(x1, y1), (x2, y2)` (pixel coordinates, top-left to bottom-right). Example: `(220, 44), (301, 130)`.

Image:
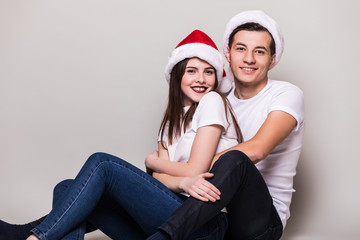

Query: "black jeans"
(160, 150), (283, 240)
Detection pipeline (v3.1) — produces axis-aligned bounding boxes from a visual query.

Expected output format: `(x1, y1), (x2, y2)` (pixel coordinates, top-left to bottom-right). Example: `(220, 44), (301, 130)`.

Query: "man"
(148, 10), (304, 240)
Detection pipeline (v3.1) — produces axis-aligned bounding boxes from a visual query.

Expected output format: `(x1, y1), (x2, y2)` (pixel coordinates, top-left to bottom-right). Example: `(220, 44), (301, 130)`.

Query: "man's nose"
(243, 51), (255, 64)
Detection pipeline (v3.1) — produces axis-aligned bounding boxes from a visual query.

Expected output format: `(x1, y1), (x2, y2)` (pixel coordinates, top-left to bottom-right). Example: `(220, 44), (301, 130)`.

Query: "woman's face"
(181, 58), (216, 106)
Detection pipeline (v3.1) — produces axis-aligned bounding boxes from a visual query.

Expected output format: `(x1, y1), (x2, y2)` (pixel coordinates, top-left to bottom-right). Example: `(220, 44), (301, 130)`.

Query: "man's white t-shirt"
(227, 79), (305, 228)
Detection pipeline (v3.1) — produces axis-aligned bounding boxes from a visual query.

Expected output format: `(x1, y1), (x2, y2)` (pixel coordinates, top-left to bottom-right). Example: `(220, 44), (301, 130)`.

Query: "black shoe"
(0, 216), (46, 240)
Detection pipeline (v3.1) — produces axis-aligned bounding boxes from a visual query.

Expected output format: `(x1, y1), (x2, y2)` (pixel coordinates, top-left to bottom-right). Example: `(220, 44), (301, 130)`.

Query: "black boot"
(0, 216), (46, 240)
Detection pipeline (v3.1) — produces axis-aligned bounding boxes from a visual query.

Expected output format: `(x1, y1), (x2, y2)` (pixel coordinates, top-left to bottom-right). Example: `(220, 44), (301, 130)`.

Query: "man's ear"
(269, 53), (276, 69)
(225, 46), (231, 63)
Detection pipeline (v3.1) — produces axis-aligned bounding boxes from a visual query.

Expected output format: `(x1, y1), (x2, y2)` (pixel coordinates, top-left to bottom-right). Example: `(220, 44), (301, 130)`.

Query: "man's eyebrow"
(235, 42), (269, 52)
(255, 46), (269, 52)
(234, 42), (246, 47)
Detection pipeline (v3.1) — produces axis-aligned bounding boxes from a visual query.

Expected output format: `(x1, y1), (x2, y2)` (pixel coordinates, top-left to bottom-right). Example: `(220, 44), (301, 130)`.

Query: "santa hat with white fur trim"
(223, 10), (284, 66)
(165, 30), (233, 93)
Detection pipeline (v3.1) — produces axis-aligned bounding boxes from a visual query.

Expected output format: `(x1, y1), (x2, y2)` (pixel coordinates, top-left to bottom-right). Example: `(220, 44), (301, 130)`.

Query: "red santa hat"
(223, 10), (284, 66)
(165, 30), (232, 93)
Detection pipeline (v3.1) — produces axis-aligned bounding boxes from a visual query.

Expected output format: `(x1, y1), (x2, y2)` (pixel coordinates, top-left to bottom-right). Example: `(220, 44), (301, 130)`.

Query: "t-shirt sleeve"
(192, 92), (228, 131)
(268, 84), (305, 131)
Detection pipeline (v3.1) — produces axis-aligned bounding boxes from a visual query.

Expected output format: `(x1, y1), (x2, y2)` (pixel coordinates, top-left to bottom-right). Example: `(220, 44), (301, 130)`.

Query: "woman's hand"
(145, 150), (159, 171)
(180, 173), (221, 202)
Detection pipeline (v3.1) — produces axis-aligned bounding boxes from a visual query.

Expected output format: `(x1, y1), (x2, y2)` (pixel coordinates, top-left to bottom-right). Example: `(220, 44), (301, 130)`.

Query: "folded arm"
(145, 124), (223, 202)
(146, 124), (223, 177)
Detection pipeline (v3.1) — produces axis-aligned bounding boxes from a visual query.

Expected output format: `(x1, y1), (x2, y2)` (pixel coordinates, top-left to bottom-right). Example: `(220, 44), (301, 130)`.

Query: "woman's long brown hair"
(159, 58), (243, 149)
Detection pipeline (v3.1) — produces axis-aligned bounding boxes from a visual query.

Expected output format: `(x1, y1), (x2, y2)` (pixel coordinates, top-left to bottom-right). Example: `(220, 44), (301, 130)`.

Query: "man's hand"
(180, 173), (221, 202)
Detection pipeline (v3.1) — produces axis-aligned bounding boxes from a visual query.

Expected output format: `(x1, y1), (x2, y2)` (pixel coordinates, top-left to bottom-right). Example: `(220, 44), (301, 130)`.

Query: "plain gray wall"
(1, 0), (359, 239)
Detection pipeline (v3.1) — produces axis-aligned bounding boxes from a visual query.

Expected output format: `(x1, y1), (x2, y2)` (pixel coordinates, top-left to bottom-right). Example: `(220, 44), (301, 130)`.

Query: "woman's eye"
(205, 70), (214, 75)
(187, 69), (195, 74)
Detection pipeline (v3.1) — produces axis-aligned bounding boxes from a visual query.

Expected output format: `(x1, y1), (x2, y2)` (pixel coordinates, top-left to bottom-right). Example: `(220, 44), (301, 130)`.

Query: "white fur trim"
(223, 10), (284, 66)
(218, 74), (233, 94)
(165, 43), (232, 93)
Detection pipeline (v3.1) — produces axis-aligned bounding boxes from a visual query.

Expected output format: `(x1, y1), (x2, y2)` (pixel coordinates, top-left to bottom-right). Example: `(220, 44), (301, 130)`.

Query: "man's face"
(226, 30), (276, 88)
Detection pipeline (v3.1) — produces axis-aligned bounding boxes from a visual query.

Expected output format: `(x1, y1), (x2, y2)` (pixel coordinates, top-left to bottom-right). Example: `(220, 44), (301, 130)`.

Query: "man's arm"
(214, 110), (297, 164)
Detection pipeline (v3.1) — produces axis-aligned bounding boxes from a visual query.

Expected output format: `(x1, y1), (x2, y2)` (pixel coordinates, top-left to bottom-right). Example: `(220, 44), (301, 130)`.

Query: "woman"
(0, 30), (241, 240)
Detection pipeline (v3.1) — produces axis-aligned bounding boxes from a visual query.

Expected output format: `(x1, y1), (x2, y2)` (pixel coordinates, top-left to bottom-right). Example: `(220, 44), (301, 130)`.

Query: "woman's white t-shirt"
(160, 91), (239, 165)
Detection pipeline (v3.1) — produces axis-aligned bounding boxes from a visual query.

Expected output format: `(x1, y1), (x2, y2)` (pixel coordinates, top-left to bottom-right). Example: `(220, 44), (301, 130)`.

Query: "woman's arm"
(145, 131), (221, 202)
(145, 124), (223, 177)
(152, 172), (221, 202)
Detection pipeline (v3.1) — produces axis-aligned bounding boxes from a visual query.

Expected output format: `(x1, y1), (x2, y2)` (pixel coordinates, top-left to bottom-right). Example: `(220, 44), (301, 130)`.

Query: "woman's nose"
(197, 73), (205, 83)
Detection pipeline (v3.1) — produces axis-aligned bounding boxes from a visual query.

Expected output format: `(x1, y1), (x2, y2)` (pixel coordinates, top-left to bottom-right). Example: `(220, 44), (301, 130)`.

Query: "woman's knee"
(53, 179), (73, 195)
(85, 152), (130, 174)
(87, 152), (108, 163)
(84, 152), (119, 170)
(52, 179), (74, 206)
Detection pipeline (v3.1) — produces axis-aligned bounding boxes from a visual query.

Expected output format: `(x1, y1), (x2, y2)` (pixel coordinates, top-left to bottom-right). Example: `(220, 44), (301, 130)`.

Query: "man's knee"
(214, 150), (251, 169)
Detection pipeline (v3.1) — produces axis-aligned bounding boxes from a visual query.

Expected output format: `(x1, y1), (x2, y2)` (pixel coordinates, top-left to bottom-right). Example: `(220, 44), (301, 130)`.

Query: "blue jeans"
(31, 152), (227, 240)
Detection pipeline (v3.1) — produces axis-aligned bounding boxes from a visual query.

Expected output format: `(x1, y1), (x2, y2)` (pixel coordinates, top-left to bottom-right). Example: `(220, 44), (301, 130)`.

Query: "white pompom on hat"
(165, 30), (233, 93)
(223, 10), (284, 66)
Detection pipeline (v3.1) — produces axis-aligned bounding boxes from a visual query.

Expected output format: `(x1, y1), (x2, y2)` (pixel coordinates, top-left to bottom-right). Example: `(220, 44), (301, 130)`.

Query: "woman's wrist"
(178, 176), (189, 193)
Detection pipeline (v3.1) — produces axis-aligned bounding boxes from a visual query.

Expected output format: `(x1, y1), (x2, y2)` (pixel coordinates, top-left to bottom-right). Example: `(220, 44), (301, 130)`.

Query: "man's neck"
(234, 79), (268, 100)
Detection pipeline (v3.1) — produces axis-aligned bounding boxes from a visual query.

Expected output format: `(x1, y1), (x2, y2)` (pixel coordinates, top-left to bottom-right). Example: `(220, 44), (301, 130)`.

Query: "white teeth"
(242, 67), (254, 71)
(192, 87), (206, 92)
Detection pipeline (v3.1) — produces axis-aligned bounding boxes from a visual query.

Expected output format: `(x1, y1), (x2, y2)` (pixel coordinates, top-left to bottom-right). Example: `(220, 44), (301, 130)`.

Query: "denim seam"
(30, 228), (46, 240)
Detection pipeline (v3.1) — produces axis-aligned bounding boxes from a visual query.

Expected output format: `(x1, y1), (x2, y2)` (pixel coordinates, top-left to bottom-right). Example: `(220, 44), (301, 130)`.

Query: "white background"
(1, 0), (359, 239)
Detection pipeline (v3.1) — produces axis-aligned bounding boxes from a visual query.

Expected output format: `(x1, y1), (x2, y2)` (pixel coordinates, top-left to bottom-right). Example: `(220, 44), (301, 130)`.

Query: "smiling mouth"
(241, 67), (257, 72)
(191, 87), (208, 93)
